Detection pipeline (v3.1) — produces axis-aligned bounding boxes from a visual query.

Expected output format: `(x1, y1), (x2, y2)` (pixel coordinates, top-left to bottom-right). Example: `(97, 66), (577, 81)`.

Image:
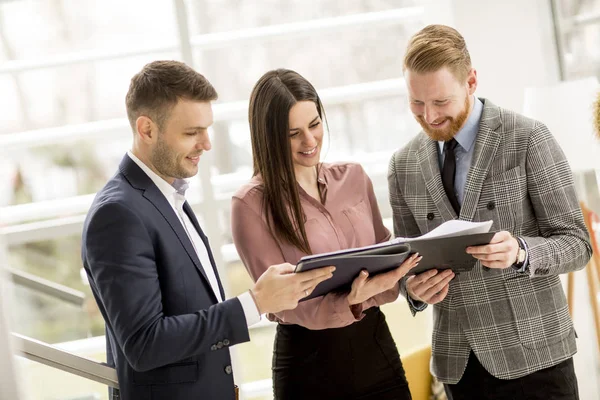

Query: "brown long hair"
(248, 69), (326, 254)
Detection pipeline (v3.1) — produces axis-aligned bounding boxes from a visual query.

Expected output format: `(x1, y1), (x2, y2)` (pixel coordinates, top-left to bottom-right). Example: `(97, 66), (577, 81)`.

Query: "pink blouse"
(231, 162), (399, 330)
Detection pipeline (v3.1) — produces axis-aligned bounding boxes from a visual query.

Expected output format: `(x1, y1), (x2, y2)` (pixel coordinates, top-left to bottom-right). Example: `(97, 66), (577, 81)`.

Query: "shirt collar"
(317, 163), (328, 187)
(127, 151), (186, 201)
(438, 95), (483, 152)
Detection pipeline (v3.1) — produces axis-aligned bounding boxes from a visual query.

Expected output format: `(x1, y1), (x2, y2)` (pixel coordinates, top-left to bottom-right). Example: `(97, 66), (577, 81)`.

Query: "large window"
(552, 0), (600, 80)
(0, 1), (434, 398)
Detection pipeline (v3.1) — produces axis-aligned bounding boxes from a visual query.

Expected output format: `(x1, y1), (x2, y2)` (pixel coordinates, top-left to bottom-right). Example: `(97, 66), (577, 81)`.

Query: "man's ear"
(135, 116), (156, 144)
(466, 68), (478, 95)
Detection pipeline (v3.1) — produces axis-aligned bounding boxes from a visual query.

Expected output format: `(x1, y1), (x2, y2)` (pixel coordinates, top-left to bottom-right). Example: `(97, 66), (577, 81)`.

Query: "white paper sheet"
(392, 220), (494, 243)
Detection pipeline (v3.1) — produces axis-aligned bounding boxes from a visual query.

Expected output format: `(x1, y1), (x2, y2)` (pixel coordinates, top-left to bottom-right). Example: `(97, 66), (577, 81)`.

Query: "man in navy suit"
(81, 60), (334, 400)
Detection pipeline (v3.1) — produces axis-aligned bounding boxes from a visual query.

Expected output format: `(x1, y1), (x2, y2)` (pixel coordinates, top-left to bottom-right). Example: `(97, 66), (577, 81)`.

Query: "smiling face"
(288, 100), (324, 175)
(406, 66), (477, 141)
(144, 99), (214, 183)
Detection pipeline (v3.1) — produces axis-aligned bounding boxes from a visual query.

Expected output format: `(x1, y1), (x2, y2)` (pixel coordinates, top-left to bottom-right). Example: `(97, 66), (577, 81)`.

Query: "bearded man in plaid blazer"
(388, 25), (592, 400)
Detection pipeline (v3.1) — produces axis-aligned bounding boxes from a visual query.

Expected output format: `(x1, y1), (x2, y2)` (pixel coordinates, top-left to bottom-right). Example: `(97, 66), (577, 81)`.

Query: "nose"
(423, 105), (440, 124)
(197, 134), (211, 151)
(303, 131), (317, 147)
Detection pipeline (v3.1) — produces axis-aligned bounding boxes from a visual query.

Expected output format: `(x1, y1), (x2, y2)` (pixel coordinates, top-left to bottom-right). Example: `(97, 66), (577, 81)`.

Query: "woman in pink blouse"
(231, 69), (420, 400)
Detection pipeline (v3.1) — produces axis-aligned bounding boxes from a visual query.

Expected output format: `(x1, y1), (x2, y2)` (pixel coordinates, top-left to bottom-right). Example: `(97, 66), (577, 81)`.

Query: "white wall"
(427, 0), (560, 113)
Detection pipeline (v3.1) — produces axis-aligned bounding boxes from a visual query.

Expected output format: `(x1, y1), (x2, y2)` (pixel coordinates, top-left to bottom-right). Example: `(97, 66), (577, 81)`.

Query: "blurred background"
(0, 0), (599, 399)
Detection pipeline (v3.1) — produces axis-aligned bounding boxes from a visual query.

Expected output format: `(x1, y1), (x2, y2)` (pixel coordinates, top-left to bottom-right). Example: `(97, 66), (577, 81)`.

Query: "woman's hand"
(347, 253), (422, 306)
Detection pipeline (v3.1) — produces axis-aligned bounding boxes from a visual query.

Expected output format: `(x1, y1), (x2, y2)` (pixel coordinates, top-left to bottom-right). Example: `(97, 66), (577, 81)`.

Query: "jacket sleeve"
(521, 123), (592, 277)
(83, 201), (250, 372)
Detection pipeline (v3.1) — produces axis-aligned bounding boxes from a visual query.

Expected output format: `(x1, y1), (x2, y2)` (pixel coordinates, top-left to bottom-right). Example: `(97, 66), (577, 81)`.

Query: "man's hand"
(348, 253), (422, 305)
(251, 263), (335, 314)
(406, 269), (454, 304)
(466, 231), (519, 269)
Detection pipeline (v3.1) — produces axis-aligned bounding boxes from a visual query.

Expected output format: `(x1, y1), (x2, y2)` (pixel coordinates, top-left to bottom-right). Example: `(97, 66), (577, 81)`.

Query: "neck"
(294, 164), (318, 191)
(131, 145), (175, 185)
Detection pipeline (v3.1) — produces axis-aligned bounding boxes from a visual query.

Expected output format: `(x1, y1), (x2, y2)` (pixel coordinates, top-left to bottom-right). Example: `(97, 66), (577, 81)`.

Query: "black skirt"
(272, 307), (412, 400)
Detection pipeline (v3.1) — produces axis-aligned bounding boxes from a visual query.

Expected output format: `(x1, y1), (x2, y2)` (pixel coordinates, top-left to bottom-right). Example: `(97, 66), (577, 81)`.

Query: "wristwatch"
(512, 237), (527, 270)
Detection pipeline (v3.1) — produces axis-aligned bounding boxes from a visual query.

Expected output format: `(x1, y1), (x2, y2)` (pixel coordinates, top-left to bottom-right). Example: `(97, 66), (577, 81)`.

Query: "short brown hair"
(404, 24), (471, 81)
(125, 60), (218, 131)
(594, 90), (600, 139)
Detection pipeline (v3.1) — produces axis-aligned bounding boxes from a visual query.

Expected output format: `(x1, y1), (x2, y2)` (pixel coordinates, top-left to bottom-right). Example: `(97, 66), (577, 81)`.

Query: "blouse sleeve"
(231, 195), (368, 330)
(360, 166), (400, 308)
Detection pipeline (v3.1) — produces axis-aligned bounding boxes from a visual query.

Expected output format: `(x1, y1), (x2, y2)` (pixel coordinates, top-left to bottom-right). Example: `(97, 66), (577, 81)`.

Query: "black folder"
(295, 231), (495, 301)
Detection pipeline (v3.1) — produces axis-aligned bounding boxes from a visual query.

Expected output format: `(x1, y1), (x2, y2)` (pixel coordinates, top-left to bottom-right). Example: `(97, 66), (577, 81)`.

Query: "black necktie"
(442, 139), (461, 215)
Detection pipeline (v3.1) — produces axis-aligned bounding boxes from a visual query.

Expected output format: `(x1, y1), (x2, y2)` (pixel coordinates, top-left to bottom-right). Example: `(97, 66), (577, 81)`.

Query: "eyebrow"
(184, 125), (211, 131)
(289, 115), (320, 132)
(410, 98), (451, 104)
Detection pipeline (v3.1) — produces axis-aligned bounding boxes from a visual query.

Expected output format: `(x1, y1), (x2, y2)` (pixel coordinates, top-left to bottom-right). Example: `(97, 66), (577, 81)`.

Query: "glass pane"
(15, 356), (110, 400)
(7, 235), (105, 343)
(0, 0), (177, 60)
(555, 0), (600, 80)
(185, 0), (421, 34)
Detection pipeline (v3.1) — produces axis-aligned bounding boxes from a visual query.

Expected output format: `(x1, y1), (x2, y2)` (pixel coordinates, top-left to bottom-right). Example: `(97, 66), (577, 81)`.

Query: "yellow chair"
(567, 202), (600, 353)
(401, 345), (433, 400)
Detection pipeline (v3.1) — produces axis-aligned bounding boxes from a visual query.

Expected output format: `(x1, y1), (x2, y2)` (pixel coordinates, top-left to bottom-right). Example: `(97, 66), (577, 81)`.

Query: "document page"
(300, 220), (493, 262)
(395, 220), (494, 242)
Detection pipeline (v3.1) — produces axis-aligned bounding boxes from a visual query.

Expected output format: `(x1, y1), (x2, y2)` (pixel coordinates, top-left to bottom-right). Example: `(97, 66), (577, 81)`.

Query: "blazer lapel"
(461, 99), (503, 222)
(143, 186), (210, 277)
(119, 155), (214, 296)
(417, 136), (458, 221)
(183, 201), (226, 300)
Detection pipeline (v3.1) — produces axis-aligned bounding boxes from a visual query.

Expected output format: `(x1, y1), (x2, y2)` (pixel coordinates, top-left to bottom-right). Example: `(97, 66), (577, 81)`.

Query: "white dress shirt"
(127, 151), (260, 327)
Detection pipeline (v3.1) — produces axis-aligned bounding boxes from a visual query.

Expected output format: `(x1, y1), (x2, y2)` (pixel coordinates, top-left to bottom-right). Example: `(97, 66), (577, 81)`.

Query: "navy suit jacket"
(82, 155), (250, 400)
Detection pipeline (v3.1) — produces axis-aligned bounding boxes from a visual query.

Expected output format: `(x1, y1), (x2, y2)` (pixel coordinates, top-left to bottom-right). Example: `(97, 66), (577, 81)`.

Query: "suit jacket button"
(210, 344), (217, 351)
(217, 341), (224, 349)
(487, 201), (496, 210)
(427, 212), (434, 220)
(225, 365), (232, 375)
(223, 339), (230, 346)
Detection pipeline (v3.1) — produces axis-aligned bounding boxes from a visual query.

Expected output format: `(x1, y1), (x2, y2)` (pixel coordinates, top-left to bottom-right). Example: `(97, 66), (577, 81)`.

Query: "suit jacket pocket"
(133, 361), (198, 385)
(478, 166), (527, 231)
(503, 274), (574, 349)
(484, 166), (522, 183)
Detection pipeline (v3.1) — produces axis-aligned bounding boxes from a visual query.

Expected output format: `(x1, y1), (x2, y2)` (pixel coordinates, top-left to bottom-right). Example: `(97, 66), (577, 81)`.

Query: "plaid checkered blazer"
(388, 98), (592, 384)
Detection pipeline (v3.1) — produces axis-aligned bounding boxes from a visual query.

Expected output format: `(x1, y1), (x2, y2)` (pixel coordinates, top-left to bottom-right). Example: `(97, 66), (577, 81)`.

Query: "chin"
(304, 157), (321, 168)
(179, 167), (198, 179)
(419, 124), (453, 141)
(425, 130), (454, 142)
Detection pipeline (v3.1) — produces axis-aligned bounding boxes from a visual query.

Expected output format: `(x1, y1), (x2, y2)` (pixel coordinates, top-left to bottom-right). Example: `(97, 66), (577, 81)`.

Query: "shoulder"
(232, 176), (265, 212)
(321, 162), (371, 185)
(390, 133), (425, 166)
(501, 107), (542, 131)
(86, 174), (142, 225)
(321, 161), (364, 176)
(483, 99), (547, 141)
